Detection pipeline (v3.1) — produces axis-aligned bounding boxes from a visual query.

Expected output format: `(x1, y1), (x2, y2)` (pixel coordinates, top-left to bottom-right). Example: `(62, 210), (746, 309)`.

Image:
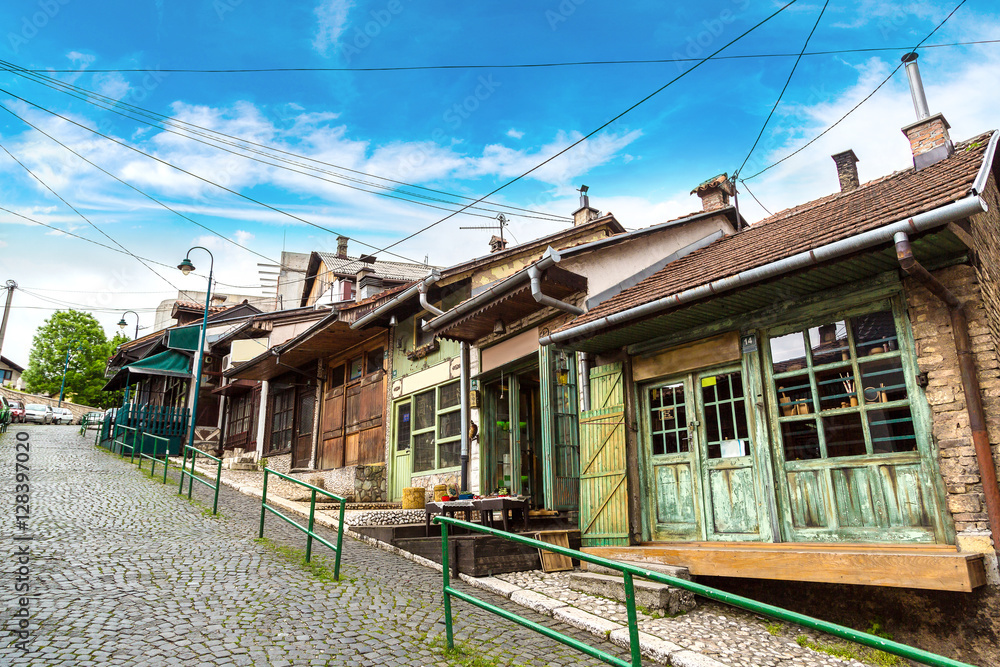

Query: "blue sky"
(0, 0), (998, 365)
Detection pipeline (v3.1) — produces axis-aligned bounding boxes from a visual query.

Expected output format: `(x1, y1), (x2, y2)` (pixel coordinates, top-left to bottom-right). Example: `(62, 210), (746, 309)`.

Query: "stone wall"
(354, 463), (387, 503)
(969, 171), (1000, 361)
(410, 470), (462, 503)
(0, 386), (100, 421)
(904, 262), (1000, 580)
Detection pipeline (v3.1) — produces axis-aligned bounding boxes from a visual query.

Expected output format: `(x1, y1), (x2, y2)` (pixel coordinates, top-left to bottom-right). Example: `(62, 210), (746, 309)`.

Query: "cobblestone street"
(1, 425), (631, 666)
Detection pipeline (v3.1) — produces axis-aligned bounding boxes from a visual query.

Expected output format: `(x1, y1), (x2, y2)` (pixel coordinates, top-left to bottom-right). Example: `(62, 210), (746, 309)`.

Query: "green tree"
(21, 310), (118, 408)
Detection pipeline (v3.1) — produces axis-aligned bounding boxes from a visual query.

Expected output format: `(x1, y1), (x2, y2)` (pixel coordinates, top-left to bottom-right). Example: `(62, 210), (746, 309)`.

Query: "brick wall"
(904, 261), (1000, 577)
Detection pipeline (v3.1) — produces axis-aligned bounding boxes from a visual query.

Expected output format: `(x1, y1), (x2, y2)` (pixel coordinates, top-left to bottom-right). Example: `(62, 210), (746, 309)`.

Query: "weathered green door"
(579, 363), (629, 547)
(540, 347), (580, 511)
(389, 400), (411, 502)
(643, 377), (700, 540)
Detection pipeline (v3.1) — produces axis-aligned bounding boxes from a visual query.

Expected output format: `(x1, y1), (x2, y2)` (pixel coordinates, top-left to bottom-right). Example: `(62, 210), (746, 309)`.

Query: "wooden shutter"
(320, 382), (345, 470)
(579, 362), (629, 547)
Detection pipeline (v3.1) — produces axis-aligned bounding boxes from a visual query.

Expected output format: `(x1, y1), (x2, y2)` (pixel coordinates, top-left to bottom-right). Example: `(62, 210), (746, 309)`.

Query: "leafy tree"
(21, 310), (119, 408)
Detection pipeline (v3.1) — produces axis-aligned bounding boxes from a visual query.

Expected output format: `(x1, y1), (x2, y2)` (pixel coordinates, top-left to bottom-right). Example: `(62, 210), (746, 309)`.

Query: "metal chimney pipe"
(901, 52), (931, 121)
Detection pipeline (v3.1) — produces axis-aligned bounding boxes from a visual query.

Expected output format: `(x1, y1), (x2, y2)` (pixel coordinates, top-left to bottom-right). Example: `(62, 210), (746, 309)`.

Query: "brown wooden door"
(320, 382), (346, 470)
(293, 386), (315, 469)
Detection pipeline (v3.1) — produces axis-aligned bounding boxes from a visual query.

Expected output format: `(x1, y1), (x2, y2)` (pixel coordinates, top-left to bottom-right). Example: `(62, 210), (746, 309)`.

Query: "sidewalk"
(183, 456), (875, 667)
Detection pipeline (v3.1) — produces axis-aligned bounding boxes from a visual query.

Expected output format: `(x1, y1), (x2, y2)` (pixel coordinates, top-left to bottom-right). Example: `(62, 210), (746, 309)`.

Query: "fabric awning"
(102, 349), (193, 391)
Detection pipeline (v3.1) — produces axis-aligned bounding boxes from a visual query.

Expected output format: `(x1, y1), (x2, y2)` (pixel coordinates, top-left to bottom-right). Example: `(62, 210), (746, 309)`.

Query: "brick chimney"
(336, 235), (349, 259)
(831, 150), (860, 192)
(572, 184), (600, 226)
(691, 174), (734, 212)
(355, 266), (382, 301)
(899, 52), (953, 171)
(489, 235), (508, 253)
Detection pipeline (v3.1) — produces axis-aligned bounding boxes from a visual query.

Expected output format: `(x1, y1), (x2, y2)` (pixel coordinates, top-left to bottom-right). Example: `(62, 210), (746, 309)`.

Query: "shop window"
(768, 308), (916, 461)
(648, 382), (688, 456)
(328, 363), (345, 387)
(366, 347), (384, 375)
(403, 380), (462, 473)
(348, 356), (363, 381)
(268, 388), (295, 454)
(700, 371), (749, 459)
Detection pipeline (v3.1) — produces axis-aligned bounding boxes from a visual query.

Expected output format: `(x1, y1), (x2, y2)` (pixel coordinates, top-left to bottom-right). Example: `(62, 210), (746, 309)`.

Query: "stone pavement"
(0, 425), (632, 666)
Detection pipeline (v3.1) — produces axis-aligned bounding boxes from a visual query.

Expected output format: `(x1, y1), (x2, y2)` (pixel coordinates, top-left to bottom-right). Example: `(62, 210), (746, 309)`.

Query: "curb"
(183, 459), (726, 667)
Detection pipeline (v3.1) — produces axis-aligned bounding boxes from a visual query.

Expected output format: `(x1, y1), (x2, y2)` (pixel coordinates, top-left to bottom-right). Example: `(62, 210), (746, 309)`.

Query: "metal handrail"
(259, 467), (346, 577)
(113, 424), (139, 459)
(178, 445), (223, 515)
(433, 516), (975, 667)
(138, 432), (171, 484)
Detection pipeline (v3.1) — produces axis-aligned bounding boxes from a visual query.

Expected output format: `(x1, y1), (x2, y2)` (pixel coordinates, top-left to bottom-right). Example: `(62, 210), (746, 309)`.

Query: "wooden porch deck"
(582, 542), (987, 592)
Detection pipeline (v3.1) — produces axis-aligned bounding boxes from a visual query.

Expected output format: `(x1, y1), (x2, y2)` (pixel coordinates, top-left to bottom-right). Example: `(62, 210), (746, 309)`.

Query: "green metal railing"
(178, 445), (223, 515)
(259, 467), (346, 576)
(113, 424), (139, 459)
(434, 516), (975, 667)
(138, 432), (172, 484)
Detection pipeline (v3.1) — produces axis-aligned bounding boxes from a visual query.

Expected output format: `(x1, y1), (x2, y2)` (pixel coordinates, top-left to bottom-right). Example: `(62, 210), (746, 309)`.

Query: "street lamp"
(117, 310), (140, 340)
(177, 247), (214, 454)
(58, 342), (80, 407)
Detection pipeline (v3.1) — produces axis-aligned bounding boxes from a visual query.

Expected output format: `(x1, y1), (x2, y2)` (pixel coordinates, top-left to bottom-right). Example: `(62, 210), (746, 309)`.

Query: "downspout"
(579, 353), (591, 411)
(895, 232), (1000, 549)
(528, 249), (584, 316)
(460, 342), (471, 492)
(418, 270), (444, 317)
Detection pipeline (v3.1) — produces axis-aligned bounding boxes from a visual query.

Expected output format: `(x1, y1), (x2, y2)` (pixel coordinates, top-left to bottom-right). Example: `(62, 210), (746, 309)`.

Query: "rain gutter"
(350, 271), (441, 330)
(540, 194), (988, 346)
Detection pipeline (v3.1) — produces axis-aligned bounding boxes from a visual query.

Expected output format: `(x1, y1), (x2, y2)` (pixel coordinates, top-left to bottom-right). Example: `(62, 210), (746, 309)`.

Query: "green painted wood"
(707, 466), (760, 534)
(580, 363), (628, 547)
(654, 462), (697, 526)
(539, 347), (581, 511)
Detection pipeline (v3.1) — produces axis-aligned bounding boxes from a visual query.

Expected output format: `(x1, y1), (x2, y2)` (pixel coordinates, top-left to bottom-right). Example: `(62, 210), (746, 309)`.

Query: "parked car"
(0, 396), (9, 424)
(24, 403), (53, 424)
(9, 400), (25, 423)
(52, 407), (75, 425)
(83, 411), (104, 428)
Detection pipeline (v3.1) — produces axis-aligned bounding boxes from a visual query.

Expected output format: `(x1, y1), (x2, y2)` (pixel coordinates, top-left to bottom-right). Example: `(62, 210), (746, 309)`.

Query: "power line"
(0, 85), (425, 264)
(0, 60), (570, 224)
(372, 0), (800, 255)
(18, 40), (998, 73)
(0, 140), (184, 293)
(736, 1), (829, 179)
(741, 182), (773, 218)
(741, 0), (968, 181)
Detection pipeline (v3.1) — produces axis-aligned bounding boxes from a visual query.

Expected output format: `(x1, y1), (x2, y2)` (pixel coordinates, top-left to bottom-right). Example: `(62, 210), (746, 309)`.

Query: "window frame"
(396, 379), (463, 475)
(266, 386), (295, 455)
(763, 297), (925, 465)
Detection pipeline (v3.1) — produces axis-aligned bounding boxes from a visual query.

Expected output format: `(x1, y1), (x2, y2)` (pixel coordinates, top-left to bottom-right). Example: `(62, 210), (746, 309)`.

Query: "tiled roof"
(558, 131), (995, 333)
(316, 253), (433, 282)
(173, 300), (229, 312)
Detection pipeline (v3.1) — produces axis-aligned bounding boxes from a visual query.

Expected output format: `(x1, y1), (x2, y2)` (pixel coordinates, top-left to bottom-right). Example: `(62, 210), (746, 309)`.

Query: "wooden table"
(473, 497), (530, 532)
(424, 500), (475, 536)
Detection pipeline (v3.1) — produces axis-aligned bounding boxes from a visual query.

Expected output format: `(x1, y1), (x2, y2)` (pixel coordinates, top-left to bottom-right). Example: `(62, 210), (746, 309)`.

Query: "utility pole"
(0, 280), (15, 359)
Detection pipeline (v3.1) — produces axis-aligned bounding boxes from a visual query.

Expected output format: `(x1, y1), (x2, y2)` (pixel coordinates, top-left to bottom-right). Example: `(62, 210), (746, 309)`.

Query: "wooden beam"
(583, 543), (987, 592)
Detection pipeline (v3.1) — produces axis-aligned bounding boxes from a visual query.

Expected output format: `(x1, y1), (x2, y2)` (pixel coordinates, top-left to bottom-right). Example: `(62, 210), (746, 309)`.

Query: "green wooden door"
(389, 400), (411, 502)
(579, 363), (629, 547)
(540, 347), (580, 511)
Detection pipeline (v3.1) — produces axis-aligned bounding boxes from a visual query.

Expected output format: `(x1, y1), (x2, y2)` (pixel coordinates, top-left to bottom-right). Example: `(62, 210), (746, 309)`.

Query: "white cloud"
(313, 0), (354, 56)
(93, 72), (131, 101)
(506, 128), (524, 139)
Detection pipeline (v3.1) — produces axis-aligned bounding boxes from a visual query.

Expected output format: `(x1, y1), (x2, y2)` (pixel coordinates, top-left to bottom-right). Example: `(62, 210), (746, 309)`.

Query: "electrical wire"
(741, 0), (968, 181)
(736, 0), (829, 179)
(0, 140), (184, 293)
(371, 0), (800, 255)
(0, 60), (570, 223)
(0, 85), (424, 264)
(741, 182), (773, 218)
(19, 40), (998, 73)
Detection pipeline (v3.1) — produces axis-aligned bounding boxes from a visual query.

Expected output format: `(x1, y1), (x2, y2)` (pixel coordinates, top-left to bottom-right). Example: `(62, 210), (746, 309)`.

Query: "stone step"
(568, 571), (696, 615)
(224, 462), (258, 471)
(583, 559), (692, 581)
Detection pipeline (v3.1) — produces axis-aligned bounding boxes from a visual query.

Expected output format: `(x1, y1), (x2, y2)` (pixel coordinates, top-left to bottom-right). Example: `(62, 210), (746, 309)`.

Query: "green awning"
(102, 349), (193, 392)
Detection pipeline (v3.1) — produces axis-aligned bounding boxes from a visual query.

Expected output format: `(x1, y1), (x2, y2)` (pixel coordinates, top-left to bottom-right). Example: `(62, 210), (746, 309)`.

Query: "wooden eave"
(435, 265), (587, 343)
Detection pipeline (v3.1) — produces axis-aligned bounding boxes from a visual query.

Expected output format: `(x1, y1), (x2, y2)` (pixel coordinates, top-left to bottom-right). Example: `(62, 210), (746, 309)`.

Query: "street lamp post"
(117, 310), (140, 341)
(178, 247), (214, 454)
(58, 343), (79, 407)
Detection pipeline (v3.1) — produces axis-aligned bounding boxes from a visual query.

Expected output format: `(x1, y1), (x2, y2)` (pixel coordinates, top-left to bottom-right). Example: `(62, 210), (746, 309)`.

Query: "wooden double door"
(318, 342), (387, 470)
(643, 364), (774, 542)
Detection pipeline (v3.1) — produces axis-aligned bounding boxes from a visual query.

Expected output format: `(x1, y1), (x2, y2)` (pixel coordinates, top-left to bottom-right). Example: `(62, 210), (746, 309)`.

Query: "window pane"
(438, 381), (461, 410)
(329, 364), (345, 387)
(823, 412), (867, 457)
(770, 332), (807, 373)
(413, 390), (435, 431)
(781, 419), (820, 460)
(366, 348), (384, 375)
(349, 357), (363, 380)
(868, 406), (917, 453)
(412, 432), (435, 473)
(859, 356), (908, 404)
(776, 375), (812, 417)
(809, 321), (850, 366)
(439, 440), (460, 469)
(649, 382), (687, 455)
(815, 366), (858, 411)
(396, 403), (411, 451)
(438, 410), (461, 440)
(702, 371), (749, 459)
(851, 310), (898, 357)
